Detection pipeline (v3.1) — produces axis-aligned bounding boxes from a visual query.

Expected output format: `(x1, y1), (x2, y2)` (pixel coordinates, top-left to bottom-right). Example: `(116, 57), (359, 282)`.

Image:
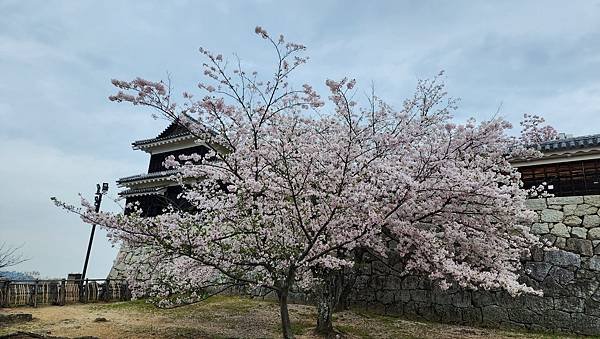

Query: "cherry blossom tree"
(55, 27), (544, 337)
(519, 113), (558, 145)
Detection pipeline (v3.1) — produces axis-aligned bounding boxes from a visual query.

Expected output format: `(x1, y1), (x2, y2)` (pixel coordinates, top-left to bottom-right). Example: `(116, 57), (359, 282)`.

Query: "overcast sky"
(2, 0), (600, 278)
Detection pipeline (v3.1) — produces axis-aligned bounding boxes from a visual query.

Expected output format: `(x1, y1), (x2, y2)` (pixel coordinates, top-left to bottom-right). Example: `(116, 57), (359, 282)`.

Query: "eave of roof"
(132, 133), (196, 149)
(131, 114), (218, 149)
(534, 134), (600, 153)
(119, 187), (167, 197)
(117, 169), (180, 186)
(511, 134), (600, 166)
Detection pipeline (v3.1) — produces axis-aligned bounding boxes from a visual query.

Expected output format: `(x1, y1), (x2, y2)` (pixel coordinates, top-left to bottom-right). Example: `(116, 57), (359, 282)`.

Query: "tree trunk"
(335, 271), (356, 312)
(278, 290), (294, 339)
(316, 294), (335, 334)
(336, 249), (364, 312)
(315, 270), (344, 335)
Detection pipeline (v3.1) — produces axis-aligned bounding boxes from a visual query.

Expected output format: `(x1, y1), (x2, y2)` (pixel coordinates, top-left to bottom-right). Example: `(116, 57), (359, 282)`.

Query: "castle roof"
(533, 134), (600, 153)
(119, 186), (167, 198)
(131, 115), (216, 151)
(117, 169), (179, 186)
(513, 134), (600, 167)
(131, 119), (195, 150)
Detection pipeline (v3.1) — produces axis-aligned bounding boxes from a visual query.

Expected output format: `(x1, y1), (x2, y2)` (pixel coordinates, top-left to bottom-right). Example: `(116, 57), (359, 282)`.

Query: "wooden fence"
(0, 279), (130, 307)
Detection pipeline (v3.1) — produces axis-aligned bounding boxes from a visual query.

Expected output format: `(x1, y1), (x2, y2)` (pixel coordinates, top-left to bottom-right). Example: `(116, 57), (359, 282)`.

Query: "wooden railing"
(0, 279), (130, 307)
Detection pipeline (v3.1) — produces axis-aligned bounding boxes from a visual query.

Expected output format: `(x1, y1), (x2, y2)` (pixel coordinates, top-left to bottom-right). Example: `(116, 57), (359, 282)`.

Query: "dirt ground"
(0, 296), (579, 338)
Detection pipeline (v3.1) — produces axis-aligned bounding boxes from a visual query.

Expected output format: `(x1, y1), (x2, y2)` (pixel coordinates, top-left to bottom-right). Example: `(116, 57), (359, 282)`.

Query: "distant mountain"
(0, 271), (35, 280)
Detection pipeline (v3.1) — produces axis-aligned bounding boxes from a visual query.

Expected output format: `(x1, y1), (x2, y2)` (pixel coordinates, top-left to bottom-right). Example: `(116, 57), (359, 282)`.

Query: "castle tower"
(108, 119), (208, 278)
(117, 119), (209, 216)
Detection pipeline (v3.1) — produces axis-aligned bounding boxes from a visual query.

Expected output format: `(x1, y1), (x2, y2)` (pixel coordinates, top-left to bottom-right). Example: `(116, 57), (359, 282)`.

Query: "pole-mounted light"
(80, 182), (108, 301)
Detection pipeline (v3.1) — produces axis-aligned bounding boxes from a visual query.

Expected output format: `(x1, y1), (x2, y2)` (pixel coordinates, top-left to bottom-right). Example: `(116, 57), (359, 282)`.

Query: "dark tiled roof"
(534, 134), (600, 153)
(119, 187), (166, 197)
(132, 118), (193, 147)
(132, 132), (193, 147)
(117, 169), (179, 184)
(156, 120), (189, 139)
(131, 115), (215, 148)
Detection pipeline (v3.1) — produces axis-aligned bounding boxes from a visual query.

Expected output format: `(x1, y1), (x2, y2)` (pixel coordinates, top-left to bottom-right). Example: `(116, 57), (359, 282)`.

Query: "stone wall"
(347, 195), (600, 335)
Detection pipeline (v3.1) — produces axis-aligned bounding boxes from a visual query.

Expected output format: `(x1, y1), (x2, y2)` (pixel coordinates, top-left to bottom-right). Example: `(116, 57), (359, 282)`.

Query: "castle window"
(519, 159), (600, 197)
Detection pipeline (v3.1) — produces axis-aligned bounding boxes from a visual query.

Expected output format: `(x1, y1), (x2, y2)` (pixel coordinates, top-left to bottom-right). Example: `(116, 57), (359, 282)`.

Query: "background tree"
(520, 113), (558, 145)
(0, 242), (28, 271)
(56, 27), (544, 338)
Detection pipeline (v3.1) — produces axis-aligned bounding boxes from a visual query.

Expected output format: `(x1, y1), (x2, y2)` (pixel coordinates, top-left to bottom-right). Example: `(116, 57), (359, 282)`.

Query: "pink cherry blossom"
(56, 28), (546, 338)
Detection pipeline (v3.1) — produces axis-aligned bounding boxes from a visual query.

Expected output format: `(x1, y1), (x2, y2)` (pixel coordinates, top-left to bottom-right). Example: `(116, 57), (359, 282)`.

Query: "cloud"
(0, 137), (140, 278)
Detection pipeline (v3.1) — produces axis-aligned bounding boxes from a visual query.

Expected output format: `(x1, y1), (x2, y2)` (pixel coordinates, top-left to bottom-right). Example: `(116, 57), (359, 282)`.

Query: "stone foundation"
(347, 195), (600, 335)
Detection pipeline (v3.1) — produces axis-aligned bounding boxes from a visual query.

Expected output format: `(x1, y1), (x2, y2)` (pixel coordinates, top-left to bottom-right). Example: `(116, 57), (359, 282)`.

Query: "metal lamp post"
(80, 183), (108, 301)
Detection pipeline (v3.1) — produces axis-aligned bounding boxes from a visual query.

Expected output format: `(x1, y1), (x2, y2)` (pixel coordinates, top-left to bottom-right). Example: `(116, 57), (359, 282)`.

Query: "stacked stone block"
(348, 195), (600, 335)
(531, 196), (600, 258)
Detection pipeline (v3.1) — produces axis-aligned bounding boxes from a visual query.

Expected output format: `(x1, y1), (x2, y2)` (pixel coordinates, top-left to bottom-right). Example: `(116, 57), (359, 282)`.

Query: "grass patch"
(350, 308), (399, 324)
(162, 326), (227, 339)
(93, 299), (157, 313)
(274, 320), (313, 336)
(93, 295), (262, 316)
(204, 295), (259, 312)
(337, 324), (376, 338)
(166, 295), (266, 319)
(292, 320), (314, 335)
